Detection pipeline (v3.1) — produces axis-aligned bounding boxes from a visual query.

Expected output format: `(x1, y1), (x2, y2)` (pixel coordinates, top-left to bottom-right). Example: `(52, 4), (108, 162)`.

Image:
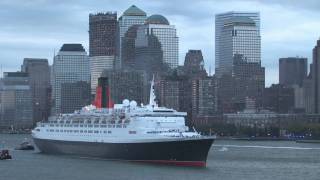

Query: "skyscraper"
(184, 50), (207, 78)
(60, 81), (91, 113)
(89, 12), (117, 94)
(100, 69), (146, 104)
(312, 39), (320, 113)
(122, 24), (141, 69)
(21, 58), (50, 122)
(52, 44), (90, 114)
(136, 14), (179, 69)
(215, 11), (260, 77)
(134, 30), (166, 80)
(119, 5), (147, 67)
(215, 12), (263, 112)
(279, 57), (307, 87)
(233, 54), (265, 110)
(0, 72), (33, 129)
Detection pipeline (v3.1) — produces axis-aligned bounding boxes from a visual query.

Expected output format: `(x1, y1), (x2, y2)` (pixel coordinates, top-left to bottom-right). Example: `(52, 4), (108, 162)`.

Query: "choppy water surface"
(1, 134), (320, 180)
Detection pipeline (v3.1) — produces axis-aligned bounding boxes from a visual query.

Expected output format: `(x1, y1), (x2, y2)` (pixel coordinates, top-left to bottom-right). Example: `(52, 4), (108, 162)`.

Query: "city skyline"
(1, 0), (320, 86)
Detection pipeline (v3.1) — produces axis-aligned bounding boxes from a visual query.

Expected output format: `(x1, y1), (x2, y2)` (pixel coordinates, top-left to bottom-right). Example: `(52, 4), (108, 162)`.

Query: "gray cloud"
(0, 0), (319, 86)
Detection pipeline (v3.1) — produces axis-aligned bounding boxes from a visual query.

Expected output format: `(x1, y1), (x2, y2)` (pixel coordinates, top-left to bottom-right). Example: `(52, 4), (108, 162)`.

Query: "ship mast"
(149, 75), (158, 108)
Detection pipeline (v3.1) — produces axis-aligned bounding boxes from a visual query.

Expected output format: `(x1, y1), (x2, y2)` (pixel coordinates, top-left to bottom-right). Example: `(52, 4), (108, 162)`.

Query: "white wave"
(213, 144), (320, 150)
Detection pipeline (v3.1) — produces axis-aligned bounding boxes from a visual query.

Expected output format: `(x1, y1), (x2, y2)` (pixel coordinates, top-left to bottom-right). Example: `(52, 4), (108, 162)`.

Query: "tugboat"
(0, 150), (12, 160)
(15, 141), (35, 150)
(32, 77), (215, 167)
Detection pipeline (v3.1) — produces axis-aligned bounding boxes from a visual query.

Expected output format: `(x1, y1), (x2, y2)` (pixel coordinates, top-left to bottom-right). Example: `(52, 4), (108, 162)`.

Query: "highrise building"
(122, 25), (141, 69)
(215, 11), (260, 77)
(136, 14), (179, 69)
(184, 50), (207, 78)
(311, 39), (320, 113)
(119, 5), (147, 67)
(263, 84), (294, 113)
(21, 58), (50, 122)
(191, 77), (217, 117)
(89, 12), (118, 94)
(232, 54), (265, 110)
(134, 30), (166, 80)
(52, 44), (90, 114)
(215, 12), (263, 112)
(0, 72), (33, 129)
(61, 81), (91, 113)
(156, 78), (181, 111)
(279, 57), (307, 87)
(100, 70), (146, 104)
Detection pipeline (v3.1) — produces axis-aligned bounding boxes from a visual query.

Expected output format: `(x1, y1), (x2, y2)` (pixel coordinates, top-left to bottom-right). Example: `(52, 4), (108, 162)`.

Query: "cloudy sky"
(1, 0), (320, 86)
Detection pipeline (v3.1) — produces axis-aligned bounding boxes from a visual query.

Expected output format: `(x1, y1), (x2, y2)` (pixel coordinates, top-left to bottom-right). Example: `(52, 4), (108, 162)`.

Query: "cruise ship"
(32, 77), (215, 167)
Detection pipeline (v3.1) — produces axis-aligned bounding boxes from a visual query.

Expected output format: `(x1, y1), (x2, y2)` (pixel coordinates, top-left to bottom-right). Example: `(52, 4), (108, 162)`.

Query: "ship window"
(129, 131), (136, 134)
(88, 130), (93, 133)
(55, 130), (59, 132)
(94, 131), (99, 133)
(100, 125), (106, 128)
(116, 125), (121, 128)
(80, 130), (83, 133)
(108, 131), (112, 134)
(94, 125), (99, 128)
(50, 129), (54, 132)
(80, 125), (83, 127)
(84, 130), (87, 133)
(60, 130), (63, 132)
(88, 125), (93, 128)
(103, 131), (107, 133)
(73, 125), (79, 127)
(74, 130), (79, 133)
(108, 125), (112, 128)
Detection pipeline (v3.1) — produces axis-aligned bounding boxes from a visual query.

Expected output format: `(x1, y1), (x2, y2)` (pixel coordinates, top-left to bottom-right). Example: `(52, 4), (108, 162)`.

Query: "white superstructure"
(33, 77), (200, 143)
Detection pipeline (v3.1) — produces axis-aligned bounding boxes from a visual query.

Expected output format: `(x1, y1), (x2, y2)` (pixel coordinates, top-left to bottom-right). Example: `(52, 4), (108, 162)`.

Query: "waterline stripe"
(213, 144), (320, 150)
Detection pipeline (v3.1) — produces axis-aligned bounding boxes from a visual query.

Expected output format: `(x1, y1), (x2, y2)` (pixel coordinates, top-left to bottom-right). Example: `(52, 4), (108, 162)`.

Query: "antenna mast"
(149, 75), (158, 108)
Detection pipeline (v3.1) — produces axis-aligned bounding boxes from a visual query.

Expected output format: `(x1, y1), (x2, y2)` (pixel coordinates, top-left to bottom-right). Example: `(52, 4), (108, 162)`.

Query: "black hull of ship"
(33, 138), (214, 167)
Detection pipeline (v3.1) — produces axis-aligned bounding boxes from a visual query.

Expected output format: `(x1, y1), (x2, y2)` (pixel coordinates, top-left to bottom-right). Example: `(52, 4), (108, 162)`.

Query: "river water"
(1, 134), (320, 180)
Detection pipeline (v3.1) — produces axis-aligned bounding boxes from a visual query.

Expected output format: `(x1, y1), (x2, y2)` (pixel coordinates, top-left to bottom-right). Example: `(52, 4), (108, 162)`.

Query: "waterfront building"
(52, 44), (90, 115)
(89, 12), (117, 94)
(232, 54), (265, 110)
(61, 81), (91, 113)
(0, 72), (33, 129)
(215, 11), (260, 77)
(191, 77), (216, 117)
(279, 57), (307, 87)
(21, 58), (50, 122)
(119, 5), (147, 68)
(303, 76), (314, 114)
(263, 84), (294, 113)
(136, 14), (179, 69)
